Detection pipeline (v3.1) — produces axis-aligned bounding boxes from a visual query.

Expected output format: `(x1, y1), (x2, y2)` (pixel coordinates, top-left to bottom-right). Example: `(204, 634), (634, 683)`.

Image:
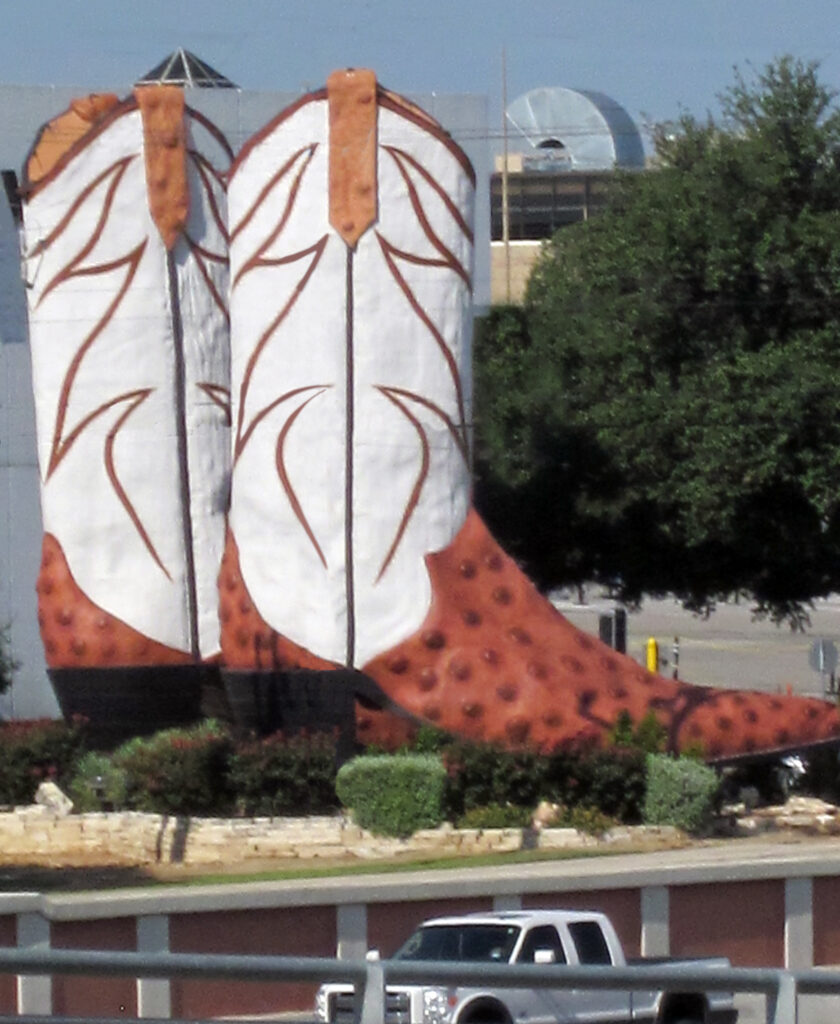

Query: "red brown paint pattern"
(136, 86), (189, 250)
(24, 93), (122, 189)
(218, 530), (338, 672)
(327, 69), (378, 248)
(36, 534), (192, 668)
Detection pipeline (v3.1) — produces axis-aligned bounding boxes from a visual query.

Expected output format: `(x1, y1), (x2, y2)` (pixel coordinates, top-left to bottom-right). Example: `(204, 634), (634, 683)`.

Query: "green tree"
(0, 624), (16, 696)
(475, 57), (840, 624)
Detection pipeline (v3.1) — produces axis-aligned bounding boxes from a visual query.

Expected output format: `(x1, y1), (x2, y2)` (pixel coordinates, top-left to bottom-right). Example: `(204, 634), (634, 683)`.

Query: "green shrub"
(0, 718), (85, 805)
(404, 724), (453, 754)
(68, 751), (128, 811)
(579, 748), (647, 822)
(643, 754), (720, 834)
(336, 754), (446, 837)
(113, 719), (232, 815)
(227, 731), (339, 816)
(608, 710), (667, 755)
(442, 741), (546, 819)
(438, 738), (645, 825)
(456, 803), (533, 829)
(542, 743), (646, 824)
(549, 802), (618, 836)
(0, 624), (18, 696)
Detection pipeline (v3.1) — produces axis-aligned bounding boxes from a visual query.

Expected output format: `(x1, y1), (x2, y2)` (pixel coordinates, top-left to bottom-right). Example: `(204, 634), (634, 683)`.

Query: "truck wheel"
(458, 999), (512, 1024)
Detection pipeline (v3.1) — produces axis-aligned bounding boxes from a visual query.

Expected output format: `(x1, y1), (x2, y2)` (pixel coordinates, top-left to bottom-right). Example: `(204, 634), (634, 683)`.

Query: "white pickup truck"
(315, 909), (737, 1024)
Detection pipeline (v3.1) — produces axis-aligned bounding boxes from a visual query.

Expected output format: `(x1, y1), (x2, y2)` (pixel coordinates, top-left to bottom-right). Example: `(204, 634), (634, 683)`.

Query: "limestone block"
(539, 828), (595, 850)
(472, 828), (522, 852)
(306, 844), (355, 859)
(14, 805), (51, 818)
(533, 801), (561, 829)
(0, 813), (28, 835)
(35, 782), (74, 816)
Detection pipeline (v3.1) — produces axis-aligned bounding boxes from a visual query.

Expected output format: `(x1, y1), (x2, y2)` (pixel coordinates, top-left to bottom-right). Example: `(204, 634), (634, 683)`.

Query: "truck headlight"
(315, 986), (328, 1022)
(423, 987), (454, 1024)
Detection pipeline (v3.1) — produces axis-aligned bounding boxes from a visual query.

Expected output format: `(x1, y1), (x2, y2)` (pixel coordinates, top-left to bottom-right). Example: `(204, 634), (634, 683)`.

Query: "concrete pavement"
(554, 590), (840, 700)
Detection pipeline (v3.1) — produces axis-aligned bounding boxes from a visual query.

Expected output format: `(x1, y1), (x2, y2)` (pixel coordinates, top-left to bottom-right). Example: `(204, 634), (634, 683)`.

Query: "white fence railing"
(0, 947), (838, 1024)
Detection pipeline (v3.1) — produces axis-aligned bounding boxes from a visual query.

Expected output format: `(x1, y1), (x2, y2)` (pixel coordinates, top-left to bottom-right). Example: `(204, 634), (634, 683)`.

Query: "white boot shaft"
(23, 90), (231, 660)
(228, 71), (475, 668)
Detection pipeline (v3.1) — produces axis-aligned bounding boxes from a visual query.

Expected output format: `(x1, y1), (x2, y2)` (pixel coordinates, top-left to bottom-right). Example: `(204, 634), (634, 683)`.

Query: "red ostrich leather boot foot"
(358, 509), (840, 759)
(225, 71), (840, 760)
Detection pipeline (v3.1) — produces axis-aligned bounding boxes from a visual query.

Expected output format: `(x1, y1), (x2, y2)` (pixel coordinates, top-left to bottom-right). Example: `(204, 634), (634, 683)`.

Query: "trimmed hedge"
(643, 754), (719, 834)
(336, 754), (446, 837)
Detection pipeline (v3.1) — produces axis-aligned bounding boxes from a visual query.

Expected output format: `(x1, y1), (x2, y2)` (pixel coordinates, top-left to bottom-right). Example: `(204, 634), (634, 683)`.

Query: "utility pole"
(501, 47), (511, 302)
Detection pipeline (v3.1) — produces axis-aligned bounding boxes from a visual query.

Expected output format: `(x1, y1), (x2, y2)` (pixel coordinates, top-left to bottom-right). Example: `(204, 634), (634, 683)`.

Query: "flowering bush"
(438, 737), (646, 825)
(113, 719), (233, 815)
(227, 730), (339, 816)
(0, 717), (85, 805)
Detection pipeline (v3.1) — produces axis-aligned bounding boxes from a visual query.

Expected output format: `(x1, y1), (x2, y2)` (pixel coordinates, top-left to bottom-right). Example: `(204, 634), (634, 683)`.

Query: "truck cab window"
(517, 925), (566, 964)
(568, 921), (613, 965)
(394, 924), (521, 962)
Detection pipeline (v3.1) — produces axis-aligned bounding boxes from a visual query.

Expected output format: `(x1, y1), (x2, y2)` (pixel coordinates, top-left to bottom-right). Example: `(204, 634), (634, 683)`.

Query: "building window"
(490, 171), (611, 241)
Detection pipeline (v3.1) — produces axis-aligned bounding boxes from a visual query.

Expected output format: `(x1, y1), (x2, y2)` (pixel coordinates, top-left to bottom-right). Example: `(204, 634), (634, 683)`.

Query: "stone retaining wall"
(0, 805), (684, 867)
(4, 793), (837, 869)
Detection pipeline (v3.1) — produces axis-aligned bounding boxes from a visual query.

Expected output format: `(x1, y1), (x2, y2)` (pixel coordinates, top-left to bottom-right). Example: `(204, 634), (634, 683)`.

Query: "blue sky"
(4, 0), (838, 135)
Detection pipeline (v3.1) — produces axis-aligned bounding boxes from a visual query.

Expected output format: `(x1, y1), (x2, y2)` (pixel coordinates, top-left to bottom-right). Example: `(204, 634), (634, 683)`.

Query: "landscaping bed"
(1, 714), (838, 891)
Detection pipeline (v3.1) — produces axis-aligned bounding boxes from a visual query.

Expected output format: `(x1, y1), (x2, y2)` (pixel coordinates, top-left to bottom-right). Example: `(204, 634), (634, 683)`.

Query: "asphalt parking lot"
(554, 590), (840, 701)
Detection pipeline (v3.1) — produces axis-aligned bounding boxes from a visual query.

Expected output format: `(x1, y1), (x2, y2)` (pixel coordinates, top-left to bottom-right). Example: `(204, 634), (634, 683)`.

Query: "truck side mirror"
(533, 949), (556, 965)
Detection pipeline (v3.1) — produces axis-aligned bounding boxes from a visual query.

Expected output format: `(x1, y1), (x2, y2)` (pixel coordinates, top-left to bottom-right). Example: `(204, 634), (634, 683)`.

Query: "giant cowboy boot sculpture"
(22, 88), (232, 741)
(223, 69), (840, 760)
(222, 69), (473, 737)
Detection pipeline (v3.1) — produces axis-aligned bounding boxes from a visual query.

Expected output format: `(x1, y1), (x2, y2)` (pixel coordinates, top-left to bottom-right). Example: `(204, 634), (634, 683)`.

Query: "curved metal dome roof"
(506, 86), (645, 171)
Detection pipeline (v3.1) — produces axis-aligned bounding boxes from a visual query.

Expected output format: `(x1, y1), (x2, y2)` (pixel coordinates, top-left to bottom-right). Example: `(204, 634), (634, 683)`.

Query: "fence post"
(16, 912), (51, 1016)
(358, 957), (385, 1024)
(768, 972), (797, 1024)
(640, 886), (669, 957)
(494, 895), (523, 911)
(137, 915), (171, 1018)
(338, 906), (368, 961)
(785, 878), (813, 970)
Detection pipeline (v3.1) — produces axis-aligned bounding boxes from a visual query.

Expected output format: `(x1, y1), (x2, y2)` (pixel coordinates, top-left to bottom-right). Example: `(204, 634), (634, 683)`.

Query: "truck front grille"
(330, 989), (411, 1024)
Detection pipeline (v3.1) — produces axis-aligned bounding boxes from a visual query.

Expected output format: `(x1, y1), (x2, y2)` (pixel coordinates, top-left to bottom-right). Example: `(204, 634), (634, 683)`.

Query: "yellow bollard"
(646, 637), (659, 673)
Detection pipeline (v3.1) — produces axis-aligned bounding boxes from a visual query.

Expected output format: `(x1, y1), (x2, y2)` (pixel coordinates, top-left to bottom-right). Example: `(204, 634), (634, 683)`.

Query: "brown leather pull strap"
(135, 85), (189, 250)
(327, 68), (378, 248)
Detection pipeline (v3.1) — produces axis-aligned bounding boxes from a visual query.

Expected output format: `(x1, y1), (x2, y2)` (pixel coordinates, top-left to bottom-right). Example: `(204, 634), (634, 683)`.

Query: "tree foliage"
(0, 624), (16, 696)
(474, 57), (840, 624)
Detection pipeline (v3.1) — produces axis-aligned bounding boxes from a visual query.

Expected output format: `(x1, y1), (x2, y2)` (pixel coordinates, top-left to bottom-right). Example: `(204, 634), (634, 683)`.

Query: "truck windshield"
(393, 925), (521, 962)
